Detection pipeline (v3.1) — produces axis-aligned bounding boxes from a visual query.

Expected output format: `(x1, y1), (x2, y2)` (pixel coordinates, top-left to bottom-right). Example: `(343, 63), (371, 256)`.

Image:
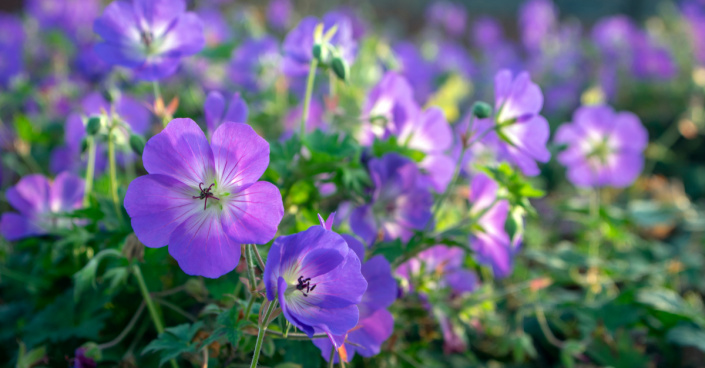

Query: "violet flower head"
(72, 348), (97, 368)
(396, 245), (478, 296)
(428, 1), (467, 37)
(311, 218), (397, 363)
(491, 69), (551, 176)
(683, 0), (705, 65)
(393, 42), (439, 104)
(267, 0), (292, 30)
(229, 36), (281, 93)
(631, 34), (677, 80)
(472, 16), (504, 50)
(350, 153), (433, 245)
(519, 0), (558, 52)
(469, 174), (518, 279)
(555, 105), (648, 188)
(591, 15), (638, 62)
(0, 14), (24, 86)
(1, 172), (84, 241)
(198, 7), (231, 47)
(124, 119), (284, 278)
(93, 0), (205, 81)
(282, 13), (357, 77)
(27, 0), (99, 38)
(204, 91), (248, 136)
(263, 222), (367, 339)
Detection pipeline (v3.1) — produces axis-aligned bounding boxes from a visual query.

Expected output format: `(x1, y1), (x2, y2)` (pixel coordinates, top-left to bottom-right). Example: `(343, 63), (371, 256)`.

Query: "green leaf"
(636, 288), (705, 327)
(73, 249), (123, 301)
(16, 342), (46, 368)
(143, 322), (203, 367)
(666, 325), (705, 352)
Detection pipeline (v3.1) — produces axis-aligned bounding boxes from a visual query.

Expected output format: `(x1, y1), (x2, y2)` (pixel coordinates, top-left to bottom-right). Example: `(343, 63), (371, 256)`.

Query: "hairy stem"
(83, 135), (97, 207)
(97, 301), (145, 350)
(107, 126), (123, 221)
(244, 244), (258, 293)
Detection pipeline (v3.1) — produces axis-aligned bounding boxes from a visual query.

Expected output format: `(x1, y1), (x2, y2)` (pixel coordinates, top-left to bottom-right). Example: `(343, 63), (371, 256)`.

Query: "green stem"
(83, 136), (97, 207)
(152, 81), (162, 102)
(251, 244), (266, 271)
(107, 126), (123, 221)
(243, 295), (255, 323)
(250, 301), (277, 368)
(328, 347), (336, 368)
(244, 244), (257, 293)
(589, 188), (601, 264)
(329, 70), (337, 99)
(300, 58), (319, 138)
(132, 264), (179, 368)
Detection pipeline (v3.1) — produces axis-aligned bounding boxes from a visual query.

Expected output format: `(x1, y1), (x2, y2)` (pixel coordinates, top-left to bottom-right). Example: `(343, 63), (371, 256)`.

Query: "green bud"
(312, 43), (330, 64)
(129, 134), (145, 155)
(331, 56), (349, 82)
(85, 116), (102, 136)
(471, 101), (493, 119)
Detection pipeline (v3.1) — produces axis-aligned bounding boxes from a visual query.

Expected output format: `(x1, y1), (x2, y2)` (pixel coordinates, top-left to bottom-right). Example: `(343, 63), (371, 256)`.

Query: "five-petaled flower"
(263, 218), (367, 340)
(124, 118), (283, 278)
(93, 0), (205, 80)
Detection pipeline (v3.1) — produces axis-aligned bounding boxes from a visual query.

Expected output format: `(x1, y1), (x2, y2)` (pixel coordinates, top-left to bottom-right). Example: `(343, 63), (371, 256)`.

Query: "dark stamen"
(296, 275), (317, 297)
(193, 182), (220, 210)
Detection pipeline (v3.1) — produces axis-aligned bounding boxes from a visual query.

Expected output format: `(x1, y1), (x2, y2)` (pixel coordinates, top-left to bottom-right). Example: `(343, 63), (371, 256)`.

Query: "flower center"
(295, 275), (317, 297)
(587, 137), (613, 165)
(192, 182), (220, 211)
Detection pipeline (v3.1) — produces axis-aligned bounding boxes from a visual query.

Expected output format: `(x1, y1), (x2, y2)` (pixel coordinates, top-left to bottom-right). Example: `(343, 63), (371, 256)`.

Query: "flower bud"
(80, 138), (89, 153)
(331, 56), (349, 82)
(85, 116), (102, 136)
(129, 134), (145, 155)
(312, 43), (330, 64)
(471, 101), (492, 119)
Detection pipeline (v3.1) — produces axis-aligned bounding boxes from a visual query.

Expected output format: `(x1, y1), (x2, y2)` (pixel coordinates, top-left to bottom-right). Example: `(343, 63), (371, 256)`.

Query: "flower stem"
(107, 126), (123, 221)
(243, 295), (255, 322)
(300, 58), (319, 138)
(244, 244), (257, 293)
(132, 264), (179, 368)
(83, 136), (97, 207)
(250, 301), (277, 368)
(328, 348), (335, 368)
(250, 244), (266, 271)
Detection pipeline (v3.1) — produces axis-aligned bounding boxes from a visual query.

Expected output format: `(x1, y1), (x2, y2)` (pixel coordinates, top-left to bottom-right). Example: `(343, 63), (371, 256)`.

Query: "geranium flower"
(312, 221), (397, 362)
(93, 0), (205, 80)
(350, 153), (433, 245)
(554, 105), (648, 188)
(468, 173), (518, 278)
(428, 1), (467, 37)
(396, 245), (478, 296)
(360, 72), (455, 192)
(262, 221), (367, 338)
(229, 36), (281, 93)
(0, 14), (24, 87)
(1, 172), (84, 240)
(124, 118), (283, 278)
(491, 69), (551, 176)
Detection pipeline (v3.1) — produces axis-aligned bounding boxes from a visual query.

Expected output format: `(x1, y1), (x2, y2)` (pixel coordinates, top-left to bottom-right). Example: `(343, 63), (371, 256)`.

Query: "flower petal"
(221, 181), (283, 244)
(0, 213), (44, 240)
(142, 118), (214, 188)
(211, 123), (269, 189)
(50, 172), (84, 213)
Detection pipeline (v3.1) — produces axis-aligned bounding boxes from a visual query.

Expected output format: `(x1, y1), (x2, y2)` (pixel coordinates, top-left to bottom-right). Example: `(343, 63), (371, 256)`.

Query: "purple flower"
(124, 118), (284, 278)
(282, 13), (357, 77)
(26, 0), (99, 39)
(684, 1), (705, 65)
(93, 0), (205, 81)
(436, 41), (476, 80)
(491, 70), (551, 176)
(631, 34), (677, 80)
(72, 348), (96, 368)
(428, 1), (467, 37)
(518, 0), (557, 52)
(282, 99), (325, 138)
(267, 0), (291, 30)
(555, 105), (648, 188)
(468, 174), (518, 278)
(396, 245), (478, 296)
(350, 153), (433, 245)
(263, 223), (367, 339)
(1, 172), (84, 240)
(591, 15), (638, 61)
(311, 218), (397, 362)
(229, 36), (281, 93)
(0, 14), (24, 86)
(204, 91), (248, 137)
(472, 16), (504, 50)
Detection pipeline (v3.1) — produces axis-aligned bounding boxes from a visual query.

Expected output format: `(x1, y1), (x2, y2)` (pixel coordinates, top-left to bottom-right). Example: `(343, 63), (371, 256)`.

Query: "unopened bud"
(80, 137), (89, 153)
(471, 101), (492, 119)
(331, 56), (349, 82)
(86, 116), (102, 136)
(129, 134), (145, 155)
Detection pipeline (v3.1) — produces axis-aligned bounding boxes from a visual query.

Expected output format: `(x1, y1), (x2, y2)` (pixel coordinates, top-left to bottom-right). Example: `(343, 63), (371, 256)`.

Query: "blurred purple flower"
(472, 16), (504, 50)
(1, 172), (84, 240)
(491, 70), (551, 176)
(519, 0), (557, 52)
(437, 41), (476, 79)
(124, 119), (283, 278)
(26, 0), (99, 39)
(393, 41), (438, 103)
(591, 15), (638, 62)
(350, 153), (433, 245)
(204, 91), (248, 136)
(396, 245), (478, 296)
(428, 1), (467, 37)
(555, 105), (648, 188)
(683, 0), (705, 65)
(631, 34), (677, 80)
(469, 173), (518, 278)
(282, 99), (325, 138)
(267, 0), (291, 30)
(72, 348), (96, 368)
(263, 223), (367, 339)
(282, 13), (357, 77)
(0, 14), (24, 86)
(198, 7), (231, 47)
(229, 36), (281, 93)
(93, 0), (205, 81)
